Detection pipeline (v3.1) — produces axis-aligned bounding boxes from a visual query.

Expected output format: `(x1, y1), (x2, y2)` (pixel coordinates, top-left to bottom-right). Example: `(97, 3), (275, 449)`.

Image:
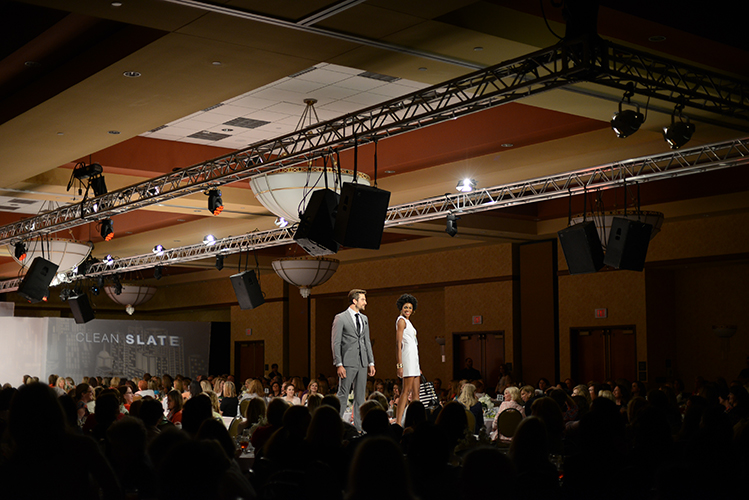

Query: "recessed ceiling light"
(384, 170), (395, 174)
(212, 61), (222, 66)
(418, 67), (427, 71)
(221, 128), (233, 132)
(473, 47), (483, 51)
(126, 231), (133, 234)
(177, 219), (186, 222)
(501, 143), (514, 147)
(25, 61), (41, 68)
(648, 35), (666, 42)
(108, 130), (120, 135)
(123, 71), (141, 78)
(111, 2), (122, 6)
(57, 132), (64, 136)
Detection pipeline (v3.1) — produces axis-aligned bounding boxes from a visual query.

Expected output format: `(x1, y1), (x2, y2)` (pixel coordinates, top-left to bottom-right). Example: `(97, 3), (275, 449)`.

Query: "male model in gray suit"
(331, 288), (376, 431)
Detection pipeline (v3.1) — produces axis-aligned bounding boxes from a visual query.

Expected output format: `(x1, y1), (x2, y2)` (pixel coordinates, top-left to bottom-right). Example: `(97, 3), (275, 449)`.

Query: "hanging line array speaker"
(231, 270), (265, 310)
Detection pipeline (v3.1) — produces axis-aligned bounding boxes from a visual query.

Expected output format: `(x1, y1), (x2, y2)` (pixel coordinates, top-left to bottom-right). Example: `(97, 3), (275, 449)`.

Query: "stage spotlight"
(203, 234), (217, 245)
(207, 189), (223, 215)
(275, 217), (289, 228)
(14, 242), (27, 261)
(611, 86), (644, 138)
(91, 284), (100, 296)
(90, 174), (107, 196)
(445, 213), (459, 237)
(663, 105), (695, 149)
(153, 244), (165, 256)
(456, 178), (477, 193)
(104, 254), (114, 266)
(216, 255), (224, 271)
(112, 275), (122, 295)
(154, 266), (163, 280)
(611, 108), (644, 138)
(100, 219), (114, 241)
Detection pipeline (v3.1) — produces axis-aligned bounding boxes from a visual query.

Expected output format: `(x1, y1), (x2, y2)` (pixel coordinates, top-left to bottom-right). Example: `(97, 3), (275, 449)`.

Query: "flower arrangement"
(479, 394), (497, 418)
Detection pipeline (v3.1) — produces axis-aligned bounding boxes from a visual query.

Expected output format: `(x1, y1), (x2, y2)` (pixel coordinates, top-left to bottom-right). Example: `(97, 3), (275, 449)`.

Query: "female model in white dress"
(395, 293), (420, 426)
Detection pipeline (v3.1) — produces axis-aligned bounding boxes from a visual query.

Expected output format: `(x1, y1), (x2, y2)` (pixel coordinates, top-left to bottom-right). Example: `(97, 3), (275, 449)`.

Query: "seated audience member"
(263, 405), (311, 470)
(461, 447), (518, 500)
(166, 389), (183, 425)
(549, 388), (579, 423)
(181, 393), (214, 436)
(520, 385), (538, 414)
(435, 401), (470, 460)
(305, 405), (347, 495)
(251, 398), (289, 454)
(0, 383), (121, 499)
(491, 386), (526, 441)
(195, 419), (257, 500)
(457, 383), (484, 435)
(74, 383), (94, 427)
(367, 390), (389, 413)
(241, 378), (266, 401)
(509, 416), (560, 499)
(536, 377), (551, 396)
(83, 391), (121, 442)
(220, 381), (239, 417)
(139, 397), (167, 443)
(237, 396), (267, 435)
(106, 416), (158, 499)
(348, 437), (418, 500)
(530, 397), (565, 454)
(306, 393), (324, 413)
(135, 379), (155, 398)
(572, 384), (592, 406)
(321, 394), (359, 442)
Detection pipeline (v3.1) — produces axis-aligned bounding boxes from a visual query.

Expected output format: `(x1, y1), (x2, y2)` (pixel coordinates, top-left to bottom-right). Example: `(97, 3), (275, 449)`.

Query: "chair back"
(239, 398), (251, 418)
(497, 408), (523, 438)
(228, 416), (242, 437)
(465, 410), (476, 434)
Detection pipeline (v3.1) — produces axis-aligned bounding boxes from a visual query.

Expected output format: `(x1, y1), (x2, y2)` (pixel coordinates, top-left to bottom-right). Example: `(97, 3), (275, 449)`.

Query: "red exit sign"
(595, 308), (608, 319)
(472, 315), (483, 325)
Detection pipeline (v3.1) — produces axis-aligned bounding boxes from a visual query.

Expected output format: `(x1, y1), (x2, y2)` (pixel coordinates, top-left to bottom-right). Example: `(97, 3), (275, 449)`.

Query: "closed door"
(453, 332), (505, 388)
(570, 327), (636, 383)
(235, 341), (265, 382)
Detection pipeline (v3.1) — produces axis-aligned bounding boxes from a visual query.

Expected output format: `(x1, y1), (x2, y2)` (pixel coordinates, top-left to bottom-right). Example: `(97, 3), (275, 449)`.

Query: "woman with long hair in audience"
(269, 381), (282, 399)
(1, 383), (121, 499)
(491, 385), (526, 441)
(282, 383), (301, 405)
(74, 383), (94, 427)
(220, 381), (239, 417)
(301, 380), (320, 406)
(237, 396), (267, 435)
(166, 389), (183, 425)
(457, 383), (483, 434)
(241, 378), (265, 401)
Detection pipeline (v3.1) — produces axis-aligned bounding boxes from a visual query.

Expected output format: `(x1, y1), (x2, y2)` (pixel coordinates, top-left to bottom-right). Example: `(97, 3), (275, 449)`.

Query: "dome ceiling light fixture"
(104, 284), (157, 315)
(250, 98), (370, 223)
(271, 256), (339, 298)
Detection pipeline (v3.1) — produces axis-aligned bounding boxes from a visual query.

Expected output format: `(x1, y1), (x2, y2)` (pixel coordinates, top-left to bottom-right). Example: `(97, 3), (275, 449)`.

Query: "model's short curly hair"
(396, 293), (418, 311)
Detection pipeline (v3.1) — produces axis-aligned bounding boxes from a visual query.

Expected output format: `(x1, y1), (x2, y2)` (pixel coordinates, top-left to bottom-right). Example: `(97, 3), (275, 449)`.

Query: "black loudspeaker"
(231, 270), (265, 310)
(603, 217), (653, 271)
(69, 294), (95, 324)
(294, 188), (340, 256)
(558, 221), (605, 275)
(17, 257), (59, 302)
(334, 183), (391, 250)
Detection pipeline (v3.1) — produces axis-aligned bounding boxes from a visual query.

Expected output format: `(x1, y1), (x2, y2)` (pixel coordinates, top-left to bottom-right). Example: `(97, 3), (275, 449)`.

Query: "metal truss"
(1, 36), (747, 245)
(1, 135), (745, 295)
(386, 137), (749, 225)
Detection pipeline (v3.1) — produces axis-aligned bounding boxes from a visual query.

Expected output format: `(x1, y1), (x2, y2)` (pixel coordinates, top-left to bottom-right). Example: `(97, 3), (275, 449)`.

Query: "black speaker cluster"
(558, 218), (653, 275)
(294, 182), (391, 257)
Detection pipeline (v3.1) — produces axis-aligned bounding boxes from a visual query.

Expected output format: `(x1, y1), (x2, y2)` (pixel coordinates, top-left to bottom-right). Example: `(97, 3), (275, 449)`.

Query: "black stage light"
(112, 275), (123, 295)
(91, 284), (100, 296)
(90, 174), (107, 196)
(216, 255), (224, 271)
(14, 242), (27, 261)
(446, 213), (459, 237)
(73, 162), (103, 180)
(207, 189), (223, 215)
(611, 108), (644, 138)
(663, 119), (695, 149)
(154, 266), (163, 280)
(100, 219), (114, 241)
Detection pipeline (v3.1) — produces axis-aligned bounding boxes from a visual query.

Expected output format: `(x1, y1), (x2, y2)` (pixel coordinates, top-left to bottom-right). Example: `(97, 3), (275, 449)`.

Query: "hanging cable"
(373, 139), (378, 188)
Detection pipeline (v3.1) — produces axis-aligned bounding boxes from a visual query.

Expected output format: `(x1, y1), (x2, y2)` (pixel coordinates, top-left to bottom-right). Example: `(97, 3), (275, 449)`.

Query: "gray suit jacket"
(331, 309), (374, 368)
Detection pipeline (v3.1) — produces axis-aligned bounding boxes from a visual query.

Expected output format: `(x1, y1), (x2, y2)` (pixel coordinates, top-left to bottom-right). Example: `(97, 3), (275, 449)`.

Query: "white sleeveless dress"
(397, 315), (420, 377)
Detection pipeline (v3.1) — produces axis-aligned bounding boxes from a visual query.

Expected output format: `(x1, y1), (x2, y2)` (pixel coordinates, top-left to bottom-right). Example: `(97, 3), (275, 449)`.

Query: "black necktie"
(355, 313), (361, 334)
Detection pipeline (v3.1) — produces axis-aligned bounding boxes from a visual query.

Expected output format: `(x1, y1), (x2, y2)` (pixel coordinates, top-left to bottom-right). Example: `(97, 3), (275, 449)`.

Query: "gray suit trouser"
(337, 364), (367, 431)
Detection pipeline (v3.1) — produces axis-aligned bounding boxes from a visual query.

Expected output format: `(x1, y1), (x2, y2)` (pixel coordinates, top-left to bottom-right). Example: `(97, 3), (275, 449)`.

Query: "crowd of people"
(1, 366), (749, 499)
